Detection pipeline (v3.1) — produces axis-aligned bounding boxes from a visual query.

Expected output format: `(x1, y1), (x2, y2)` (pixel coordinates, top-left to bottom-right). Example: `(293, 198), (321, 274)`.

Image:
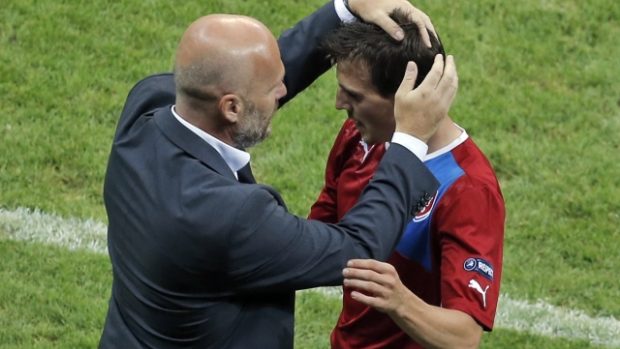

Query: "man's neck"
(175, 101), (236, 146)
(426, 116), (461, 154)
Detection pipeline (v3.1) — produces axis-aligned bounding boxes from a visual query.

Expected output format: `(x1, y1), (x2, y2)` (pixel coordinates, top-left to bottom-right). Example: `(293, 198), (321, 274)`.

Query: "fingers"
(396, 55), (446, 100)
(342, 272), (393, 298)
(436, 55), (458, 104)
(416, 22), (431, 47)
(350, 290), (382, 309)
(349, 0), (435, 44)
(395, 61), (418, 98)
(343, 266), (385, 283)
(343, 259), (402, 314)
(418, 54), (445, 91)
(403, 54), (456, 98)
(378, 7), (435, 44)
(392, 54), (456, 142)
(343, 260), (397, 286)
(424, 16), (437, 42)
(344, 275), (385, 294)
(347, 259), (394, 273)
(372, 13), (405, 41)
(348, 0), (405, 41)
(410, 9), (434, 47)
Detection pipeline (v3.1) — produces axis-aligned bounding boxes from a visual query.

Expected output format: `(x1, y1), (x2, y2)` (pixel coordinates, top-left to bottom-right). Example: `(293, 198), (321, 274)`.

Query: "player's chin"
(361, 134), (380, 145)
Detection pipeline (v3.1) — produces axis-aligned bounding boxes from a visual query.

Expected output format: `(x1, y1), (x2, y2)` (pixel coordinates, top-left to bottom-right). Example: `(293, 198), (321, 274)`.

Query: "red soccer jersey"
(309, 119), (505, 349)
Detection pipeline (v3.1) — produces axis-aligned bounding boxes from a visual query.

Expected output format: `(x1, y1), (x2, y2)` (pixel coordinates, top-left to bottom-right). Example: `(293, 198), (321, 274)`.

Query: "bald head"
(174, 14), (280, 102)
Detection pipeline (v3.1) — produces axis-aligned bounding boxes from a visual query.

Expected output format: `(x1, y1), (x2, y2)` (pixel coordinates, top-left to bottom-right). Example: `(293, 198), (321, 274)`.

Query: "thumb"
(396, 61), (418, 97)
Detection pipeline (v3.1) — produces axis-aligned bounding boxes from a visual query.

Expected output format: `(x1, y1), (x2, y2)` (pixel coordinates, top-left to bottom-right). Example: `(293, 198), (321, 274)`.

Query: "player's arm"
(344, 180), (505, 348)
(343, 259), (483, 349)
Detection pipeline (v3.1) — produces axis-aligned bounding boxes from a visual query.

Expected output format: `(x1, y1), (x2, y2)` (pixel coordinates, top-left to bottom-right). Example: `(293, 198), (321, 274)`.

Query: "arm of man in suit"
(116, 0), (435, 117)
(227, 142), (435, 292)
(278, 0), (437, 106)
(224, 55), (458, 292)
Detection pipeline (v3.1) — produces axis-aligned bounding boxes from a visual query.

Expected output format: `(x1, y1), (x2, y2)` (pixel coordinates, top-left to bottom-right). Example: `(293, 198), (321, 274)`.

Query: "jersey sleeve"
(308, 119), (358, 223)
(433, 177), (505, 330)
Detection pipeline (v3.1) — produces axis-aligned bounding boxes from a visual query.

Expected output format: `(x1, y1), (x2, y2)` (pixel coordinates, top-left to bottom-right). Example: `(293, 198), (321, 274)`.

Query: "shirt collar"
(424, 124), (469, 161)
(171, 106), (250, 178)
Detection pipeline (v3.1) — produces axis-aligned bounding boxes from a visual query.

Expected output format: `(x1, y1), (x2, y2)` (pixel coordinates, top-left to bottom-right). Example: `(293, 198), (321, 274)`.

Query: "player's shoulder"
(451, 138), (501, 189)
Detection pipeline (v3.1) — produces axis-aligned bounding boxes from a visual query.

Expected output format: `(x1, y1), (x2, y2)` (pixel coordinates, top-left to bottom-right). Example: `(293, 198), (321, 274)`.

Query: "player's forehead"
(336, 59), (376, 93)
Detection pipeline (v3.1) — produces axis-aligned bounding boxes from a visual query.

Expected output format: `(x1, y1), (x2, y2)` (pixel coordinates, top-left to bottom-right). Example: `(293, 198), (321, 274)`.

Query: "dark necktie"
(237, 163), (256, 184)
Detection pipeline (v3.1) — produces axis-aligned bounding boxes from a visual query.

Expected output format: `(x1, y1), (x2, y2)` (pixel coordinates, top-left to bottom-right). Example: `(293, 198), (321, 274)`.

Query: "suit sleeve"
(277, 2), (340, 106)
(225, 144), (439, 292)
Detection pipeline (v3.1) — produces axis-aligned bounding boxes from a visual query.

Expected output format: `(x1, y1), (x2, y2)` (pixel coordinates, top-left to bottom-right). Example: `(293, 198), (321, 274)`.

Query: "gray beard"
(232, 108), (270, 149)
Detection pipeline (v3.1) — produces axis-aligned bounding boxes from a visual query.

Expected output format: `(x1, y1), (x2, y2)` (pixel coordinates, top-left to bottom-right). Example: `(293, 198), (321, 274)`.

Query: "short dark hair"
(321, 9), (445, 97)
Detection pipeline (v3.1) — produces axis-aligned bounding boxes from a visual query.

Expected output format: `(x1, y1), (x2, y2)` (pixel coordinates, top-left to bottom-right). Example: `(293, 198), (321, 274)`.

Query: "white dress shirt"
(171, 106), (250, 179)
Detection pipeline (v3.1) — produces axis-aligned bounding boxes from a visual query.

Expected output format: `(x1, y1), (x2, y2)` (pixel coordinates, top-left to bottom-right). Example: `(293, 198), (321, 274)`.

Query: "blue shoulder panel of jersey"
(395, 152), (465, 271)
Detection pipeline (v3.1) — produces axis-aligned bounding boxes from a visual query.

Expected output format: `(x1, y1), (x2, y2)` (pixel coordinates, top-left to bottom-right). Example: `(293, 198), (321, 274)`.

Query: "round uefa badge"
(464, 258), (477, 271)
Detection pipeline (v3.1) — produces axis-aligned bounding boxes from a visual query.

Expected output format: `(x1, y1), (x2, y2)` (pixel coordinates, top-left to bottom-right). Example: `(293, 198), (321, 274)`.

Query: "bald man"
(99, 1), (458, 348)
(173, 14), (287, 151)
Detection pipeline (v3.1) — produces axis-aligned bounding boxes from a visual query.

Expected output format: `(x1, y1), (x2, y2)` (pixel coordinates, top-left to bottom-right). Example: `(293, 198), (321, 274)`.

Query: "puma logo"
(468, 279), (489, 308)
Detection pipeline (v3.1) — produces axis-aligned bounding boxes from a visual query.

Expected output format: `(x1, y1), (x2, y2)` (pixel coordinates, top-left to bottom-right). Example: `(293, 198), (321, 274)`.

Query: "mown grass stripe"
(1, 207), (618, 348)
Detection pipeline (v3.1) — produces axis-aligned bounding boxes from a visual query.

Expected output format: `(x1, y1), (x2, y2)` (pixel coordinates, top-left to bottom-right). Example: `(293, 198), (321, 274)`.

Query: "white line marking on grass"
(495, 294), (620, 347)
(0, 207), (107, 254)
(1, 207), (619, 347)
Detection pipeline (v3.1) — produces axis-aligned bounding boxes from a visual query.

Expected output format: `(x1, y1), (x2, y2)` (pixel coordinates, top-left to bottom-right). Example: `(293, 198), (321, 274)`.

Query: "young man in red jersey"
(309, 10), (505, 349)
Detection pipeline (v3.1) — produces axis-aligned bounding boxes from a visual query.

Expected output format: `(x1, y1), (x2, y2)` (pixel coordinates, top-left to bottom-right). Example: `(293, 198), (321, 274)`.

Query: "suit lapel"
(237, 163), (256, 184)
(152, 107), (287, 210)
(153, 107), (237, 181)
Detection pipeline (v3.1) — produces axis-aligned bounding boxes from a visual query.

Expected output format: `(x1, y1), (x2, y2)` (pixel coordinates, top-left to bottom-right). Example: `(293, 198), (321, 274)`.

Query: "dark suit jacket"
(99, 3), (438, 348)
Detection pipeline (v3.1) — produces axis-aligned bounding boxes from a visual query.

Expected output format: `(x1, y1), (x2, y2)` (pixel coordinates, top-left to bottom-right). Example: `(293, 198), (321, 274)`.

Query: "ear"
(218, 94), (243, 123)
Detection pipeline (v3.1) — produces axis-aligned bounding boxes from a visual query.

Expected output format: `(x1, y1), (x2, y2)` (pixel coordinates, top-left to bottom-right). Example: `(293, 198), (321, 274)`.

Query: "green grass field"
(1, 0), (619, 347)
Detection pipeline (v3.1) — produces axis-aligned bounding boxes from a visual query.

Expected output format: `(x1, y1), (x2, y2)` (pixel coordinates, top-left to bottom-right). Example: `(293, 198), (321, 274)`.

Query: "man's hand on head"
(394, 55), (458, 143)
(346, 0), (436, 45)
